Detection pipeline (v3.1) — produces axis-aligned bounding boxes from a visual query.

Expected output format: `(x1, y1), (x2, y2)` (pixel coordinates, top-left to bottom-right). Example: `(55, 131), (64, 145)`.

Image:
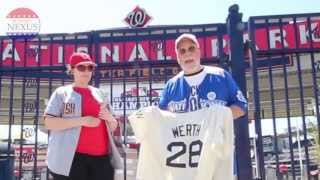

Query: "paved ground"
(115, 148), (138, 180)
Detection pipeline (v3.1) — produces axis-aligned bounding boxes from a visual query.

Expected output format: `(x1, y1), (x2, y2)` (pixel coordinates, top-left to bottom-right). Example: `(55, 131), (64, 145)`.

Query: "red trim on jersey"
(74, 87), (109, 155)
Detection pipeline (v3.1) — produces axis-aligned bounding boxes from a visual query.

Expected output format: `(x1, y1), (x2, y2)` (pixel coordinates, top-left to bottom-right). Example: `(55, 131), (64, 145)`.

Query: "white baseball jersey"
(128, 106), (234, 180)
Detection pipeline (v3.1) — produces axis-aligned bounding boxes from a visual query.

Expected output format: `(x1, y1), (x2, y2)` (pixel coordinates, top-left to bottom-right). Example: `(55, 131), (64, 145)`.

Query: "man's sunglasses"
(178, 45), (197, 55)
(72, 65), (95, 72)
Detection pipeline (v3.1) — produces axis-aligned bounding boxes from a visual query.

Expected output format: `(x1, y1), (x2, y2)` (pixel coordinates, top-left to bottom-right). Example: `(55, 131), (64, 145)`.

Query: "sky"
(0, 0), (320, 35)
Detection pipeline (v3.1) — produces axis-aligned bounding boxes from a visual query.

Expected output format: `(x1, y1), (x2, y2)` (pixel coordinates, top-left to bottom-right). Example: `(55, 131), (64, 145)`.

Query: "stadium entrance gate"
(0, 4), (319, 180)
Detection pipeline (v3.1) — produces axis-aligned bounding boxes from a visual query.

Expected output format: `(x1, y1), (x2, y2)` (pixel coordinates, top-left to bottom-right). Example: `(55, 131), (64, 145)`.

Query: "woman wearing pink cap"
(43, 52), (118, 180)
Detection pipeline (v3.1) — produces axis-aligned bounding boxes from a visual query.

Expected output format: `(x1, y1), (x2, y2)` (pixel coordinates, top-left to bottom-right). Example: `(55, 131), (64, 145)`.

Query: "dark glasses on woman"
(72, 65), (95, 72)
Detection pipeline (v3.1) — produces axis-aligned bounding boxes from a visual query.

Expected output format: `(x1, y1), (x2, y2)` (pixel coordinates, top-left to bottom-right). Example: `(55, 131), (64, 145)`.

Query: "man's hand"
(229, 105), (246, 120)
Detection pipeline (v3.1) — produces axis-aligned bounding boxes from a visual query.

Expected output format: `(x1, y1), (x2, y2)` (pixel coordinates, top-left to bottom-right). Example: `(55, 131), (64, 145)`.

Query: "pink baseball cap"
(69, 52), (96, 66)
(175, 33), (200, 50)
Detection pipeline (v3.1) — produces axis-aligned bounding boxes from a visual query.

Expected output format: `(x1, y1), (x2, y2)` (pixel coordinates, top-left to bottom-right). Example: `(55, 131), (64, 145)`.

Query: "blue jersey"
(159, 66), (247, 113)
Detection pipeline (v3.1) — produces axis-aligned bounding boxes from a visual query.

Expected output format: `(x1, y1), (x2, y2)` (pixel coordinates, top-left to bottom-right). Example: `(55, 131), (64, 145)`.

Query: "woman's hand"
(44, 116), (100, 130)
(81, 116), (101, 127)
(99, 103), (118, 131)
(99, 103), (113, 121)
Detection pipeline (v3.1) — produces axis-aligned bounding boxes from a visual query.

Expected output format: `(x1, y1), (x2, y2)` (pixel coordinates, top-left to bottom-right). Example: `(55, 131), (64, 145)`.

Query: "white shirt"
(128, 105), (234, 180)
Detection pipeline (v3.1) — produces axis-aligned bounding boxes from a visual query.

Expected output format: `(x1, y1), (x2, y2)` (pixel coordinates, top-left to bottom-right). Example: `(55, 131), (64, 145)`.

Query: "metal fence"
(248, 13), (320, 180)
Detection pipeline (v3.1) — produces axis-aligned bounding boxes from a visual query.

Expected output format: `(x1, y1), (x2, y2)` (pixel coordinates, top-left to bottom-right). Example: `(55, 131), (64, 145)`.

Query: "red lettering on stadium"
(1, 21), (319, 67)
